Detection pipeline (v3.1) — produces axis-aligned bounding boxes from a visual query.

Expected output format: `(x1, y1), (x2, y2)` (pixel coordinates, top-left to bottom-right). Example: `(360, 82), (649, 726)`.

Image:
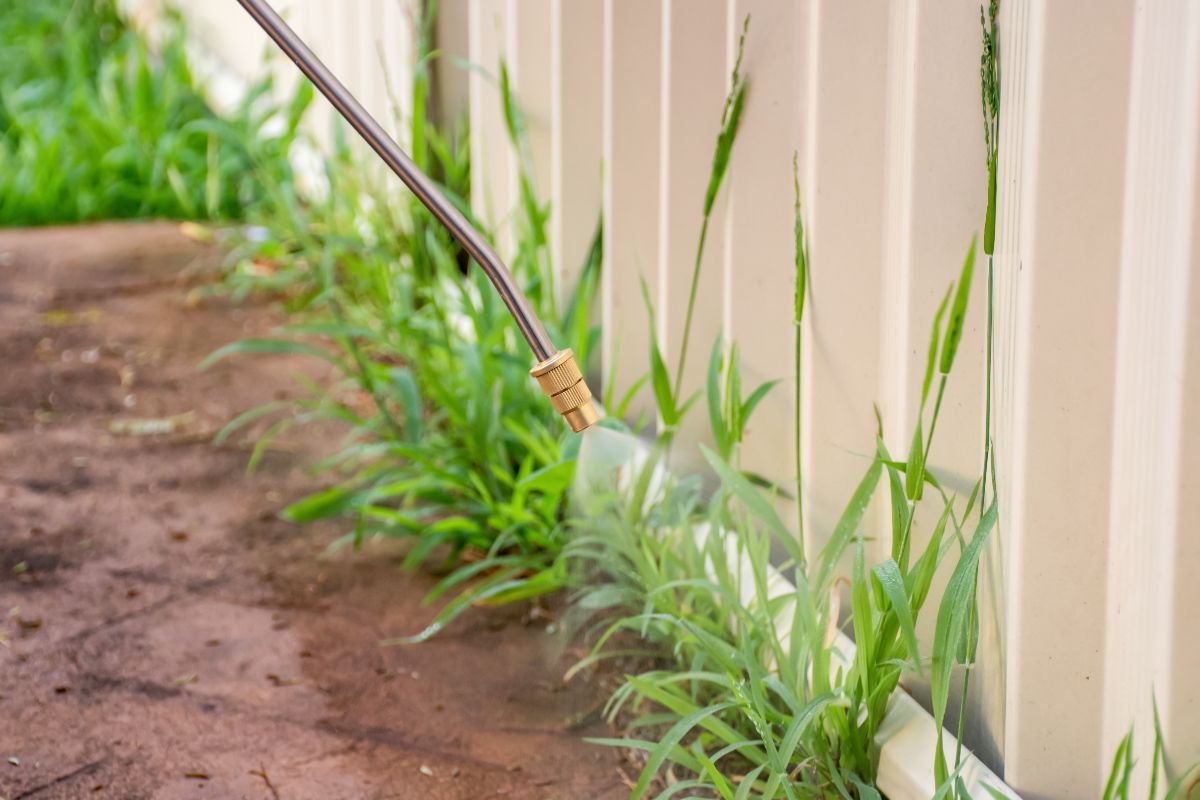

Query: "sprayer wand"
(235, 0), (600, 432)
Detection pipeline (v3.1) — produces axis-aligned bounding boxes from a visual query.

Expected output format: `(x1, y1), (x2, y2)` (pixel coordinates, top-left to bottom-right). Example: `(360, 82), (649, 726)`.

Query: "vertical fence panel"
(155, 1), (418, 154)
(878, 0), (997, 769)
(551, 0), (604, 300)
(435, 0), (472, 126)
(794, 0), (890, 561)
(601, 0), (664, 417)
(379, 0), (415, 145)
(889, 0), (988, 492)
(1172, 146), (1200, 768)
(469, 0), (515, 249)
(997, 1), (1135, 795)
(991, 0), (1030, 786)
(724, 0), (803, 514)
(510, 0), (554, 219)
(1103, 1), (1200, 792)
(659, 0), (729, 448)
(353, 1), (376, 130)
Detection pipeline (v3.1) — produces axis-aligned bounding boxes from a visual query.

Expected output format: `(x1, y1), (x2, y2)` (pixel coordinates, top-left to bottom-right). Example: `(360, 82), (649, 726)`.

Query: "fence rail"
(154, 1), (1200, 795)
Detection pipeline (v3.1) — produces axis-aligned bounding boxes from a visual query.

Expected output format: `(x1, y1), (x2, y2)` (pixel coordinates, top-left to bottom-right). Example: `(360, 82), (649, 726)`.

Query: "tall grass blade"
(931, 498), (998, 783)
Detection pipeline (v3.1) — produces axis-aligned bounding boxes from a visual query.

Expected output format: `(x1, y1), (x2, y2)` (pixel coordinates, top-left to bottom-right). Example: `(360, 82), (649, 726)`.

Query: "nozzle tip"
(562, 398), (602, 432)
(530, 349), (602, 433)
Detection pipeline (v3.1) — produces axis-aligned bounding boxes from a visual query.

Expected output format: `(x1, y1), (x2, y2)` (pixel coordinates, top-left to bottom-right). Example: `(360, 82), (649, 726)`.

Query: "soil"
(0, 223), (627, 800)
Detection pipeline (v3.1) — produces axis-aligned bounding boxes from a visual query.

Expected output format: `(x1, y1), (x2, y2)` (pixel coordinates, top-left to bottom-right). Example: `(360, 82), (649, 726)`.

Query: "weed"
(568, 15), (993, 796)
(1103, 698), (1200, 800)
(668, 16), (750, 417)
(793, 154), (809, 563)
(208, 0), (601, 642)
(0, 0), (306, 226)
(576, 239), (985, 798)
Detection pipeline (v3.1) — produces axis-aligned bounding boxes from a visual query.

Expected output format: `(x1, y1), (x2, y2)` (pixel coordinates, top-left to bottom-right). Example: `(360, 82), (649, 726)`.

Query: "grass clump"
(207, 0), (600, 640)
(572, 233), (987, 796)
(565, 14), (996, 800)
(0, 0), (306, 226)
(1104, 699), (1200, 800)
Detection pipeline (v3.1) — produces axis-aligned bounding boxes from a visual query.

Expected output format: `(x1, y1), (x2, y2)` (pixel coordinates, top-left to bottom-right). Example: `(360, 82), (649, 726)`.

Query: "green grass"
(1103, 699), (1200, 800)
(8, 3), (1197, 796)
(572, 234), (986, 797)
(0, 0), (306, 225)
(205, 10), (997, 797)
(565, 13), (993, 800)
(205, 0), (603, 641)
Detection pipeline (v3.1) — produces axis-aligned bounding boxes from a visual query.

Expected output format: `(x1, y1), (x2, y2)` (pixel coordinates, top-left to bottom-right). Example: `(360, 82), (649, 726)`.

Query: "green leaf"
(699, 444), (804, 566)
(388, 366), (423, 441)
(518, 460), (574, 495)
(281, 485), (355, 523)
(905, 418), (925, 501)
(851, 538), (874, 693)
(878, 438), (911, 567)
(741, 379), (780, 427)
(825, 757), (855, 800)
(199, 338), (336, 370)
(641, 278), (676, 425)
(939, 237), (977, 375)
(931, 498), (998, 735)
(707, 336), (730, 457)
(910, 494), (959, 612)
(1150, 694), (1165, 800)
(632, 702), (739, 798)
(703, 71), (746, 215)
(734, 765), (767, 800)
(983, 150), (997, 255)
(776, 692), (834, 773)
(577, 584), (635, 611)
(482, 565), (565, 605)
(212, 400), (290, 445)
(650, 339), (675, 425)
(815, 456), (882, 593)
(384, 567), (533, 645)
(874, 558), (921, 674)
(850, 775), (883, 800)
(284, 76), (315, 137)
(615, 374), (650, 420)
(793, 152), (807, 324)
(1102, 731), (1132, 800)
(922, 285), (953, 409)
(694, 748), (737, 800)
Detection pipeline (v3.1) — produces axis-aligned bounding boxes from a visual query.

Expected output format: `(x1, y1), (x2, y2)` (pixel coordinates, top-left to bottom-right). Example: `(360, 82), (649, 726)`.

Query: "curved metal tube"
(236, 0), (556, 362)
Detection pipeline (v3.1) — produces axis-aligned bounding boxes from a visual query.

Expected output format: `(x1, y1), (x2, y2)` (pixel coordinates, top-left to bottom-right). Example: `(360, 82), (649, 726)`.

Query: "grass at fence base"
(0, 0), (306, 226)
(571, 238), (991, 798)
(205, 0), (603, 644)
(8, 3), (1199, 797)
(200, 9), (1000, 797)
(566, 18), (993, 795)
(1102, 698), (1200, 800)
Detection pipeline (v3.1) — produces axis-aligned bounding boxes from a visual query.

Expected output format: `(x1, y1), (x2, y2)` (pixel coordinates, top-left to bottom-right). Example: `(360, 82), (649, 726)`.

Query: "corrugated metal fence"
(147, 1), (1200, 796)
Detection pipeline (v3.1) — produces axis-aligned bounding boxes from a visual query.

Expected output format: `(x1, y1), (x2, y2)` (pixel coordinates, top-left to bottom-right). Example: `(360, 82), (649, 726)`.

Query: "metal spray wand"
(235, 0), (600, 432)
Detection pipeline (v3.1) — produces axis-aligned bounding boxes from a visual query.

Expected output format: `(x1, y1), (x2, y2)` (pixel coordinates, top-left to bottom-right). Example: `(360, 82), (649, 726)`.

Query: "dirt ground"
(0, 223), (627, 800)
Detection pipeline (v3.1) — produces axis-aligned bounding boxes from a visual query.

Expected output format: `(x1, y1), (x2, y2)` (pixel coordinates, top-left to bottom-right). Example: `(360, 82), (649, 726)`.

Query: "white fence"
(150, 1), (1200, 797)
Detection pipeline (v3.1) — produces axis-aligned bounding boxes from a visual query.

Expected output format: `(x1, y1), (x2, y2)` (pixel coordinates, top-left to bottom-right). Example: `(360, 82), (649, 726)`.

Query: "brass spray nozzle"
(530, 349), (601, 432)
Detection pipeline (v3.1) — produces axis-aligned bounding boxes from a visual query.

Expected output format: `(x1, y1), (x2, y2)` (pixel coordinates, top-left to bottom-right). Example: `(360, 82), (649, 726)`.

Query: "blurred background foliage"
(0, 0), (305, 225)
